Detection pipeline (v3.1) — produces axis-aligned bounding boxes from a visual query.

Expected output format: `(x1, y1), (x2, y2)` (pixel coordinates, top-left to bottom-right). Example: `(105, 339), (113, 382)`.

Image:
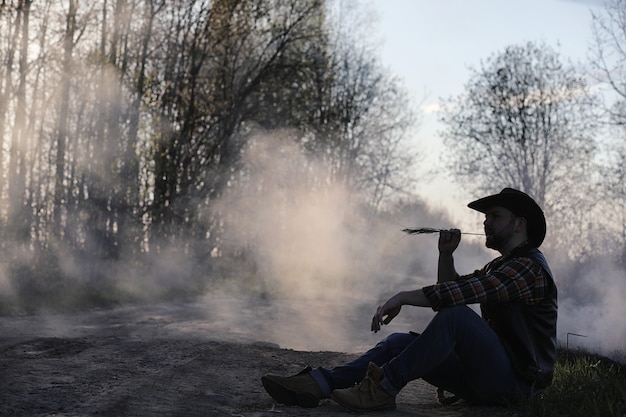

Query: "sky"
(369, 0), (606, 227)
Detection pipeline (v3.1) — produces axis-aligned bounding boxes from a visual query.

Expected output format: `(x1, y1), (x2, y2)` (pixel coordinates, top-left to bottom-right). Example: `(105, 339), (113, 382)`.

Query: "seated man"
(262, 188), (558, 411)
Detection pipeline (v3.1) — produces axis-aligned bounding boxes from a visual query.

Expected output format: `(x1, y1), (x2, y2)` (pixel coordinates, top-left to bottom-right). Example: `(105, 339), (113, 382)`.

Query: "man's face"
(483, 206), (518, 251)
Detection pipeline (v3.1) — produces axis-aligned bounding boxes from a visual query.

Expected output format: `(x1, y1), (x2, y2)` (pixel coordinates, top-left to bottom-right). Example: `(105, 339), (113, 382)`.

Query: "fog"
(556, 262), (626, 357)
(207, 131), (450, 351)
(1, 128), (623, 362)
(195, 130), (626, 360)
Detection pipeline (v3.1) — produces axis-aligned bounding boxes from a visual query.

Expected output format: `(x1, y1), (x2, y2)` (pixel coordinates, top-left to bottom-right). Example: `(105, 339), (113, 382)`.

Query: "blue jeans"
(310, 306), (533, 405)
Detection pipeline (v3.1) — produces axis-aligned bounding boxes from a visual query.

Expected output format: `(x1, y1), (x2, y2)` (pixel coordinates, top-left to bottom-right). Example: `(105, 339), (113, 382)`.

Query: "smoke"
(208, 130), (385, 350)
(555, 259), (626, 359)
(1, 124), (623, 360)
(202, 131), (626, 359)
(203, 129), (491, 352)
(217, 130), (364, 299)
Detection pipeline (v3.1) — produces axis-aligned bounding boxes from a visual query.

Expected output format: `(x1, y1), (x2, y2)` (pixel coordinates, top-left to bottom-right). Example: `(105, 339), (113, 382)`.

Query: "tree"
(0, 1), (23, 226)
(590, 0), (626, 127)
(6, 0), (32, 243)
(590, 0), (626, 265)
(297, 0), (418, 210)
(0, 0), (420, 308)
(439, 41), (598, 252)
(53, 0), (78, 236)
(141, 0), (331, 248)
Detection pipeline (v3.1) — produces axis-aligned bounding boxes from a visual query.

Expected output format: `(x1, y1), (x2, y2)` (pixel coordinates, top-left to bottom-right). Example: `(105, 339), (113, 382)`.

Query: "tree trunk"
(53, 0), (77, 236)
(0, 2), (22, 227)
(7, 0), (32, 242)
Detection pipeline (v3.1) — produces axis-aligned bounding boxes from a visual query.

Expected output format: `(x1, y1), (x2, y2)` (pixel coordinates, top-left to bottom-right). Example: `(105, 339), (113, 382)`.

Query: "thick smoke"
(1, 126), (623, 359)
(555, 260), (626, 359)
(205, 129), (491, 352)
(203, 130), (625, 359)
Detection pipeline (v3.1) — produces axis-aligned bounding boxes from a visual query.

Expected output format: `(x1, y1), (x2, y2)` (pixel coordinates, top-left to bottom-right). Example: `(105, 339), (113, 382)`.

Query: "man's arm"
(371, 229), (463, 333)
(438, 229), (461, 282)
(371, 289), (431, 332)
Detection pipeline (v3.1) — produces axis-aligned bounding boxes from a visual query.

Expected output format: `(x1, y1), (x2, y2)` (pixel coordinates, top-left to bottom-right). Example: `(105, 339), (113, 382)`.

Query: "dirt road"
(0, 300), (521, 417)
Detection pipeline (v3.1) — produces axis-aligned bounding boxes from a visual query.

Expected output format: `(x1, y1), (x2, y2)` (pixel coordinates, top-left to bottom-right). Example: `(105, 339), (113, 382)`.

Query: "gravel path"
(0, 300), (523, 417)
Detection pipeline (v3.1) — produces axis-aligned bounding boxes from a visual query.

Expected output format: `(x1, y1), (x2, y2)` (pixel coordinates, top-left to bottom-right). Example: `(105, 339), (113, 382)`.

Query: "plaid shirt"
(423, 252), (552, 311)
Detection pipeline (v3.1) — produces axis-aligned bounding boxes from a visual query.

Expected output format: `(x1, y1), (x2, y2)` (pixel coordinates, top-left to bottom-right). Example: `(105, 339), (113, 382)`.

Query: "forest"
(0, 0), (422, 308)
(0, 0), (625, 344)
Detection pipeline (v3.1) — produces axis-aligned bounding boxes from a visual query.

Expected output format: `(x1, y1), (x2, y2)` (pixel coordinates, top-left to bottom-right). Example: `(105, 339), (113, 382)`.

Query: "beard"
(485, 218), (517, 251)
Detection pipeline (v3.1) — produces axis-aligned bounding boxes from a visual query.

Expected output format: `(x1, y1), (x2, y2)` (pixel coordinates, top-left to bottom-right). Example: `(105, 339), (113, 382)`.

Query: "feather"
(402, 227), (484, 236)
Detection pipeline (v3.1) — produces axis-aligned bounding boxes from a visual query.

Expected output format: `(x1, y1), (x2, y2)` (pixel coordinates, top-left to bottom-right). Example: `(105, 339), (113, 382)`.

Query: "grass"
(522, 348), (626, 417)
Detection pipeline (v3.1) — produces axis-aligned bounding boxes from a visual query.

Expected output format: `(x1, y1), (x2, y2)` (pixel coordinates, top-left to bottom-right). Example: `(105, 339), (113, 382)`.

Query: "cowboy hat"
(468, 188), (546, 247)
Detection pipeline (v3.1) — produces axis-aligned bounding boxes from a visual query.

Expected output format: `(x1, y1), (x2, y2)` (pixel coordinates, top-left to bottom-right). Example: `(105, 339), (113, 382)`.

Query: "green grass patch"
(523, 348), (626, 417)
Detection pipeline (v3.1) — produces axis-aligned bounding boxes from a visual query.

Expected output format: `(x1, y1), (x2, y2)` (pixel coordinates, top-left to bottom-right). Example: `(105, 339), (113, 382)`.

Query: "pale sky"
(369, 0), (606, 226)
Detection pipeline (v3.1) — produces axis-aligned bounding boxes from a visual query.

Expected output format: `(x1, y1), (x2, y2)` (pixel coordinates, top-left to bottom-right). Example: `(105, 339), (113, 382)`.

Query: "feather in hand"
(402, 227), (441, 235)
(402, 227), (484, 236)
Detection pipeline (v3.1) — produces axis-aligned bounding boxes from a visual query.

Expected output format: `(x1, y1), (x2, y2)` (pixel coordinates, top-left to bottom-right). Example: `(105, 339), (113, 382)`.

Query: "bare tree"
(0, 0), (420, 308)
(52, 0), (78, 236)
(590, 0), (626, 265)
(299, 0), (418, 210)
(439, 42), (598, 252)
(590, 0), (626, 126)
(0, 1), (23, 225)
(4, 0), (31, 242)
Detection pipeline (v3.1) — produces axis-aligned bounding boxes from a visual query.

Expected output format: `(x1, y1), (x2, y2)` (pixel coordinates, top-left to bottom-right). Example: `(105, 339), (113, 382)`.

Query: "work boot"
(331, 362), (396, 411)
(262, 366), (322, 408)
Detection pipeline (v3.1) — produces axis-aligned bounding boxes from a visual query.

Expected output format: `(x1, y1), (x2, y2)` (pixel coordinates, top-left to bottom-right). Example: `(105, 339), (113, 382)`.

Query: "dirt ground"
(0, 300), (524, 417)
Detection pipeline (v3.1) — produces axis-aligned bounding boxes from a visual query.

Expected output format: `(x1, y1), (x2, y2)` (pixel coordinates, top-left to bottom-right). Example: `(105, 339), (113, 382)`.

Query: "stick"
(402, 227), (485, 236)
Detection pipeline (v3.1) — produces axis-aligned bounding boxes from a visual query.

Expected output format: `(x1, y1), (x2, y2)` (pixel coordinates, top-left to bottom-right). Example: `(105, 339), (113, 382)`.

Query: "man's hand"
(438, 228), (461, 256)
(371, 292), (404, 333)
(438, 229), (461, 282)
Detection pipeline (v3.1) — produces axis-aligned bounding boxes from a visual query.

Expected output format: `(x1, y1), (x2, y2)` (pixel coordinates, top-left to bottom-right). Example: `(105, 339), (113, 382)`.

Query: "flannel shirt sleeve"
(422, 257), (550, 311)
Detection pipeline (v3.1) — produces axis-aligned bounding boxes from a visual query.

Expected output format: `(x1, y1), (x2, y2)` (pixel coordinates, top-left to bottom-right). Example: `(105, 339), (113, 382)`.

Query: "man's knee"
(429, 305), (482, 331)
(434, 305), (476, 321)
(376, 332), (415, 354)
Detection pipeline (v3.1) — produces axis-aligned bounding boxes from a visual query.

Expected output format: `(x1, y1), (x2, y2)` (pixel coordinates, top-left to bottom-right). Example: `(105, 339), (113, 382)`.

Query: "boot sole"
(331, 393), (396, 412)
(262, 376), (320, 408)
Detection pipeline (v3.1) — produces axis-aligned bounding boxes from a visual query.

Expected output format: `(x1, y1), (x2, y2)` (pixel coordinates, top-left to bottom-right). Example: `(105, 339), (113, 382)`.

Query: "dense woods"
(0, 0), (625, 314)
(0, 0), (418, 309)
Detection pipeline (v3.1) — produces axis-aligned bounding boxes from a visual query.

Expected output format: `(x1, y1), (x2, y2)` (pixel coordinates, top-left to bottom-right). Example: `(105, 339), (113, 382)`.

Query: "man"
(262, 188), (558, 411)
